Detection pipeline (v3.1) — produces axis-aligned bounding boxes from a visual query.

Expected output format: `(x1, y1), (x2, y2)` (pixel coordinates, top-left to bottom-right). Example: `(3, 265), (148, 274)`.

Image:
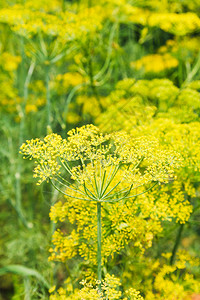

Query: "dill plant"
(20, 124), (181, 296)
(1, 0), (200, 298)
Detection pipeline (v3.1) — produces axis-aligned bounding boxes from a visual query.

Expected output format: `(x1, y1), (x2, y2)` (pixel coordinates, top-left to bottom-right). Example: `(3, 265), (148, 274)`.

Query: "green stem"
(16, 39), (35, 228)
(97, 201), (102, 292)
(88, 54), (103, 111)
(63, 83), (84, 119)
(17, 60), (35, 225)
(16, 37), (25, 223)
(24, 277), (31, 300)
(45, 65), (51, 129)
(184, 51), (200, 84)
(177, 37), (184, 86)
(7, 198), (28, 228)
(51, 189), (58, 236)
(170, 223), (184, 265)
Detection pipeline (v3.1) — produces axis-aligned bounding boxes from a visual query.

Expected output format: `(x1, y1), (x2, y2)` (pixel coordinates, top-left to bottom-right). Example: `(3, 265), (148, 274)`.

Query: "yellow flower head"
(20, 124), (181, 195)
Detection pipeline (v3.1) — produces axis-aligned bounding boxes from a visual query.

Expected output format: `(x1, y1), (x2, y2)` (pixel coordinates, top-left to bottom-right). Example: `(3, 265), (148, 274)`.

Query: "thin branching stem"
(100, 180), (122, 200)
(101, 182), (158, 203)
(100, 165), (120, 197)
(83, 182), (98, 200)
(56, 175), (86, 197)
(50, 180), (94, 202)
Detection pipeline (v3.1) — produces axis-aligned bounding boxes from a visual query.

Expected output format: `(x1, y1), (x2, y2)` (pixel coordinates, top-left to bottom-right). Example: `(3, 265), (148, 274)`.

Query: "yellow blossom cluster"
(54, 72), (86, 95)
(147, 12), (200, 36)
(1, 0), (199, 49)
(126, 9), (200, 36)
(131, 53), (178, 74)
(76, 95), (107, 118)
(83, 0), (200, 36)
(22, 80), (47, 115)
(65, 94), (114, 125)
(49, 273), (143, 300)
(49, 229), (79, 262)
(137, 181), (192, 224)
(48, 178), (192, 264)
(96, 78), (200, 132)
(0, 76), (20, 114)
(0, 4), (105, 42)
(135, 119), (200, 176)
(125, 0), (200, 14)
(0, 52), (21, 73)
(49, 195), (160, 263)
(24, 0), (62, 13)
(145, 251), (200, 300)
(112, 0), (200, 36)
(20, 124), (181, 187)
(119, 250), (200, 300)
(24, 95), (46, 114)
(0, 52), (22, 114)
(67, 78), (190, 129)
(158, 37), (200, 60)
(186, 80), (200, 91)
(20, 133), (63, 184)
(0, 54), (45, 117)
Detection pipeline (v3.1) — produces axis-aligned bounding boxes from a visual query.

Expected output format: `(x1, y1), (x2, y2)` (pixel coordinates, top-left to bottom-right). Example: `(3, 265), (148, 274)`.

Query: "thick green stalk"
(170, 223), (184, 265)
(97, 201), (102, 292)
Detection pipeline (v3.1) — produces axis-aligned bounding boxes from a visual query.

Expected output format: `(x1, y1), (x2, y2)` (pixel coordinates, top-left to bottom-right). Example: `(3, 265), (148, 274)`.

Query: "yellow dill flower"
(148, 12), (200, 36)
(20, 124), (181, 187)
(25, 0), (62, 13)
(124, 287), (144, 300)
(49, 229), (79, 262)
(143, 250), (200, 300)
(48, 182), (189, 265)
(97, 77), (200, 131)
(76, 95), (107, 119)
(49, 273), (143, 299)
(96, 78), (181, 132)
(0, 52), (21, 72)
(131, 53), (178, 74)
(65, 112), (81, 124)
(55, 72), (85, 95)
(185, 80), (200, 91)
(25, 104), (38, 114)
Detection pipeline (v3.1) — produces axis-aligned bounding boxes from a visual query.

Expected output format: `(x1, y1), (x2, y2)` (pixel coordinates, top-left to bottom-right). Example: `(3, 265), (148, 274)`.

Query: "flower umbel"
(20, 124), (181, 202)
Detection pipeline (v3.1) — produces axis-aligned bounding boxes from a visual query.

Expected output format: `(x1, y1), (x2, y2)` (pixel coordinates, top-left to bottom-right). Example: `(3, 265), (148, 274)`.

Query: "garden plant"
(0, 0), (200, 299)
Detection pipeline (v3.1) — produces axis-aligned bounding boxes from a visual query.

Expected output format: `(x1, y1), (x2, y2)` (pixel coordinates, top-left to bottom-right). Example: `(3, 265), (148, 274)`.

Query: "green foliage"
(0, 265), (50, 289)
